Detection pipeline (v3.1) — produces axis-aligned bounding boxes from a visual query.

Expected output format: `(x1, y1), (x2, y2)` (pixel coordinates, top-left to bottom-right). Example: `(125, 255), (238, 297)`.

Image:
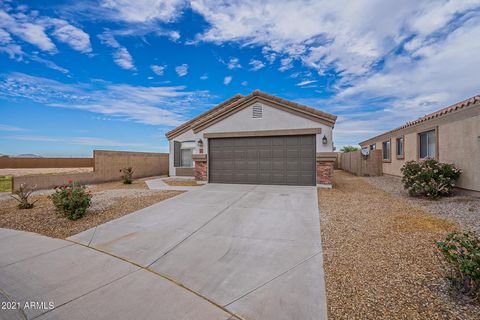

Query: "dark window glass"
(382, 141), (391, 160)
(396, 137), (404, 157)
(419, 130), (436, 159)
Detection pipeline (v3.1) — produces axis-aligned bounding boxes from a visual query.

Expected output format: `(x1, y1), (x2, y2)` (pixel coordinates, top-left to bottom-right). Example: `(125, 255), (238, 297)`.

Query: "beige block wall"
(13, 150), (169, 190)
(362, 112), (480, 191)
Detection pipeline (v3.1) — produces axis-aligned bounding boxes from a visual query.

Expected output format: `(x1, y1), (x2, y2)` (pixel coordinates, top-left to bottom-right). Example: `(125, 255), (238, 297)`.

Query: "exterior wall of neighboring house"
(168, 100), (336, 185)
(360, 102), (480, 192)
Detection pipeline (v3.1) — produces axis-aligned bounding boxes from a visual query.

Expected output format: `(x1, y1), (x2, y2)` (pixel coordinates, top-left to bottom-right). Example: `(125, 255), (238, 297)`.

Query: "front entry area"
(208, 134), (316, 186)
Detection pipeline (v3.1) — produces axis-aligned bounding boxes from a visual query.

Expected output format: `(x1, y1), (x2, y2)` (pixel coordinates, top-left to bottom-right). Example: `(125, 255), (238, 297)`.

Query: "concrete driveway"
(71, 183), (327, 320)
(0, 184), (327, 320)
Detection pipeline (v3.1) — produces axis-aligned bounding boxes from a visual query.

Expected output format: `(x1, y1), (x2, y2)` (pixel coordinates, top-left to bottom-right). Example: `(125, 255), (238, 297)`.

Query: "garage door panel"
(271, 149), (285, 158)
(259, 160), (272, 170)
(209, 135), (316, 186)
(300, 135), (315, 145)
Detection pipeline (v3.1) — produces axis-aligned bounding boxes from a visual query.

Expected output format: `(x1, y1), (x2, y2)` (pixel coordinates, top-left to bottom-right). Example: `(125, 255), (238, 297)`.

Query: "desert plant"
(50, 181), (92, 220)
(401, 158), (461, 199)
(10, 183), (37, 209)
(120, 167), (133, 184)
(340, 145), (360, 153)
(437, 232), (480, 299)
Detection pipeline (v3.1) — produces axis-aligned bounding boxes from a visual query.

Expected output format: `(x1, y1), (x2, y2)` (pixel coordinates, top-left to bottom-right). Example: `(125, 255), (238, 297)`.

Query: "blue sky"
(1, 0), (479, 156)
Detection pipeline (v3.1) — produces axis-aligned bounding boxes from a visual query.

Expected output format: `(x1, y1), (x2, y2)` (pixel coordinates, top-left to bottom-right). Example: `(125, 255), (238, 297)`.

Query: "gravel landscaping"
(318, 170), (480, 320)
(163, 178), (201, 186)
(364, 175), (480, 234)
(0, 180), (183, 238)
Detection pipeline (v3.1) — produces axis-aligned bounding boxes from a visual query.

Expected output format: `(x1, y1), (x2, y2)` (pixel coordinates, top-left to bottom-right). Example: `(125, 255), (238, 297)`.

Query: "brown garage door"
(209, 135), (316, 186)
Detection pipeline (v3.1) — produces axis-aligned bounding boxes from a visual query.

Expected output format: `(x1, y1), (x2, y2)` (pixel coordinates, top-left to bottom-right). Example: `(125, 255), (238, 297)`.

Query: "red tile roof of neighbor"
(359, 94), (480, 145)
(165, 90), (337, 139)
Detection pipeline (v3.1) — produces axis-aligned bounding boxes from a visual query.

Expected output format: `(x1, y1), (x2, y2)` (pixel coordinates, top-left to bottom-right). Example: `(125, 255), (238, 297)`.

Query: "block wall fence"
(12, 150), (168, 190)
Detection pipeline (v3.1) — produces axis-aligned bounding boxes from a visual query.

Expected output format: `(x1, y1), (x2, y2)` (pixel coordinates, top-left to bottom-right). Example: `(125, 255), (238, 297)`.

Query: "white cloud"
(296, 80), (317, 86)
(49, 18), (92, 53)
(278, 58), (293, 72)
(175, 64), (188, 76)
(249, 59), (265, 71)
(113, 47), (135, 70)
(200, 73), (208, 80)
(98, 31), (136, 70)
(241, 81), (248, 86)
(227, 57), (241, 69)
(0, 72), (211, 126)
(0, 9), (56, 52)
(7, 135), (148, 147)
(100, 0), (186, 23)
(151, 64), (166, 75)
(0, 124), (25, 132)
(223, 76), (232, 85)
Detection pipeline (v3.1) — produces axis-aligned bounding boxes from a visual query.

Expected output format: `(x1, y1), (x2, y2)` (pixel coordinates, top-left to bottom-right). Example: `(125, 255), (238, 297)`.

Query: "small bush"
(10, 183), (37, 209)
(340, 145), (360, 153)
(437, 232), (480, 299)
(401, 158), (461, 199)
(50, 181), (92, 220)
(120, 167), (133, 184)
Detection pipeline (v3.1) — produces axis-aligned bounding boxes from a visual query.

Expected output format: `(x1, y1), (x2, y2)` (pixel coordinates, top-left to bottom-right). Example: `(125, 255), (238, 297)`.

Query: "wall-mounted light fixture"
(322, 135), (328, 145)
(197, 139), (203, 148)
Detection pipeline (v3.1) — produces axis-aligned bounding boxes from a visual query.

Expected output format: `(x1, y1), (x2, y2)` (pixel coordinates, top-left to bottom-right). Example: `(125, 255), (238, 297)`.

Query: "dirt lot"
(318, 170), (480, 320)
(163, 178), (201, 186)
(0, 167), (93, 177)
(0, 180), (182, 239)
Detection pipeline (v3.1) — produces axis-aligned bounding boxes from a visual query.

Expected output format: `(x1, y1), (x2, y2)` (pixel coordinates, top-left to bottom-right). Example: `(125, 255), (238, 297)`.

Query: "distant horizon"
(1, 1), (479, 156)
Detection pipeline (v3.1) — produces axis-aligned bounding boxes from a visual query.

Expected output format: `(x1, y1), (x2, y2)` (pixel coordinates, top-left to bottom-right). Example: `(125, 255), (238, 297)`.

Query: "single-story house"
(165, 90), (337, 187)
(359, 94), (480, 192)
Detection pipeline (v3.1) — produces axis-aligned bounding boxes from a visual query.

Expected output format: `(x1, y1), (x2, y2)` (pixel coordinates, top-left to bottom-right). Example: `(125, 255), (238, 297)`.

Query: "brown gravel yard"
(0, 180), (182, 239)
(163, 178), (201, 186)
(365, 174), (480, 233)
(318, 170), (480, 320)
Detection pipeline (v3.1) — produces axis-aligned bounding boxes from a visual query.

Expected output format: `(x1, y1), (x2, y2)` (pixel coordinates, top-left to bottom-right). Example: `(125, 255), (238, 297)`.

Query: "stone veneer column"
(316, 152), (337, 188)
(192, 154), (208, 182)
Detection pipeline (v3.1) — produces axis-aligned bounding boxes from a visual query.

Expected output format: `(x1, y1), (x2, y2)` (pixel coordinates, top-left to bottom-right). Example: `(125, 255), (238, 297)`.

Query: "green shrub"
(437, 232), (480, 299)
(10, 183), (37, 209)
(340, 145), (360, 153)
(50, 181), (92, 220)
(120, 167), (133, 184)
(401, 158), (461, 199)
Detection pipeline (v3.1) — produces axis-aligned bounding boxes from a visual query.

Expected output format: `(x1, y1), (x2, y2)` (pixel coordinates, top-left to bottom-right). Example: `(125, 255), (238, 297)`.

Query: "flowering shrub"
(401, 158), (461, 199)
(120, 167), (133, 184)
(11, 183), (37, 209)
(437, 232), (480, 299)
(50, 181), (92, 220)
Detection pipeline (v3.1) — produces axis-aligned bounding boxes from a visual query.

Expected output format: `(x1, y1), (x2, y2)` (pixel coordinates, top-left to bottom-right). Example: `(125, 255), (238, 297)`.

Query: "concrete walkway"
(145, 177), (200, 191)
(0, 229), (236, 320)
(70, 183), (327, 320)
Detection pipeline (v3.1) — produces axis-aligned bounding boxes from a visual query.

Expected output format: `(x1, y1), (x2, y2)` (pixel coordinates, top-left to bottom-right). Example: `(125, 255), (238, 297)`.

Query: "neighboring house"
(359, 94), (480, 192)
(165, 90), (337, 187)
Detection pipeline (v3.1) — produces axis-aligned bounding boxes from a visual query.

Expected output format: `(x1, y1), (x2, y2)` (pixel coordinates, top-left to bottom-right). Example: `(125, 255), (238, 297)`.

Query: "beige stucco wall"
(361, 106), (480, 191)
(169, 101), (335, 177)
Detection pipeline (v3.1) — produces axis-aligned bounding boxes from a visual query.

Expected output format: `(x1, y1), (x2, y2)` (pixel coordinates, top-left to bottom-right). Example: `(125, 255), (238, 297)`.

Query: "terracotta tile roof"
(360, 94), (480, 145)
(166, 90), (337, 139)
